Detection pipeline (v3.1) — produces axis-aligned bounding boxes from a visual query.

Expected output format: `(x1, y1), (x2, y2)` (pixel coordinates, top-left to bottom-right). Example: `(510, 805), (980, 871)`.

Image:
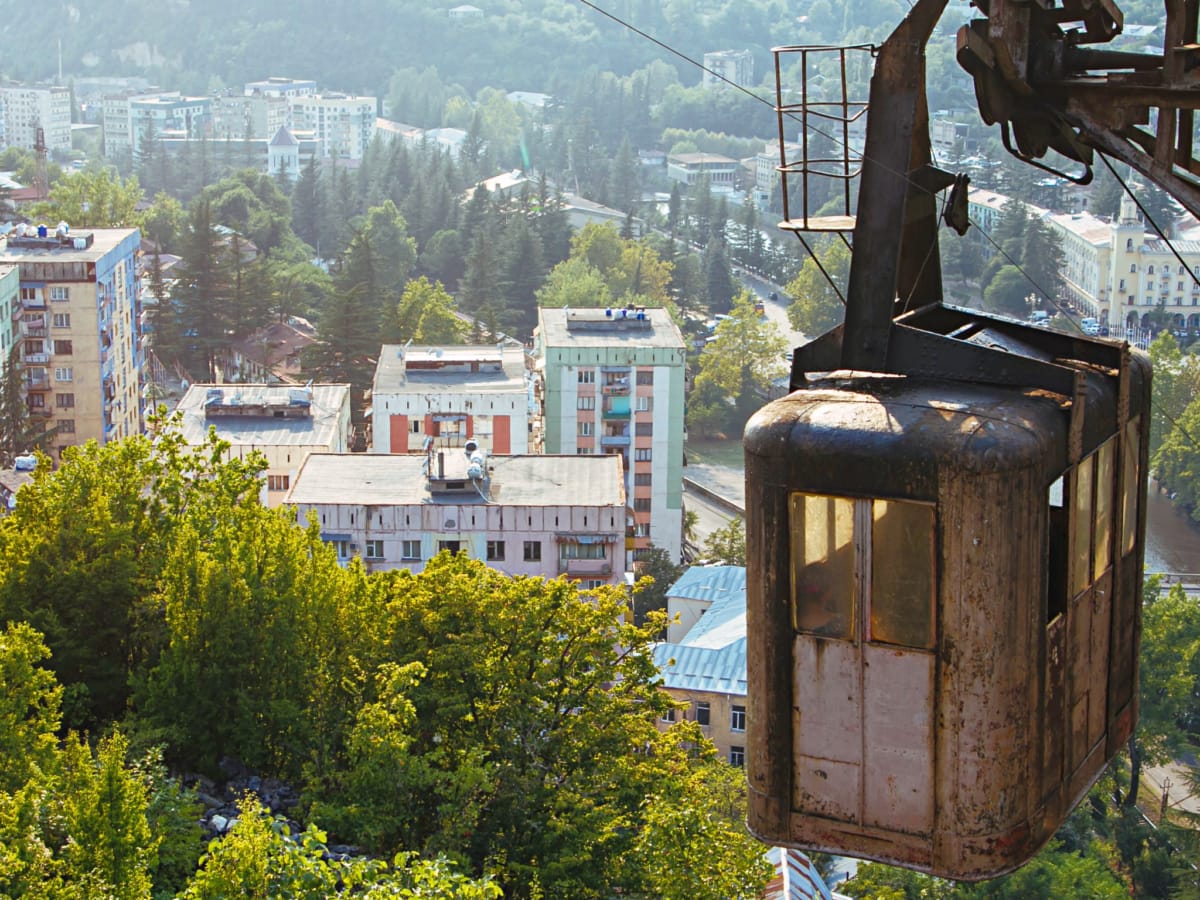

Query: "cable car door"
(791, 495), (937, 835)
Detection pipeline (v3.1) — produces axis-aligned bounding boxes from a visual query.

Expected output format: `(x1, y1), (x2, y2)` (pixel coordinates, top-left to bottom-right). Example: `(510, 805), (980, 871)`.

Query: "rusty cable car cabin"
(736, 0), (1200, 880)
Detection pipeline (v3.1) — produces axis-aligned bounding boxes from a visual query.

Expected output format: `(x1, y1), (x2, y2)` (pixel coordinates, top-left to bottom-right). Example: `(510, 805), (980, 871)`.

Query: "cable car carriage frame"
(736, 0), (1200, 880)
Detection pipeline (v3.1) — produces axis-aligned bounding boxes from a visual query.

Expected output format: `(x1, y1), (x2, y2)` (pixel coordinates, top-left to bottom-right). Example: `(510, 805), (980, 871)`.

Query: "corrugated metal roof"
(653, 638), (747, 695)
(666, 564), (746, 605)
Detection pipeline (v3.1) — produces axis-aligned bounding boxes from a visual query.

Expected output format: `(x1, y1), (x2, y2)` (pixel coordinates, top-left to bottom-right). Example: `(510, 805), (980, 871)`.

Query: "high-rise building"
(0, 227), (142, 456)
(533, 306), (686, 563)
(288, 93), (376, 160)
(702, 49), (754, 90)
(0, 84), (71, 154)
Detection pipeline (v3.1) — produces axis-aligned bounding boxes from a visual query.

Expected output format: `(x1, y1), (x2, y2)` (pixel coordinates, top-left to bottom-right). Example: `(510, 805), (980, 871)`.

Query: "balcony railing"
(601, 433), (631, 446)
(25, 353), (49, 364)
(558, 557), (613, 577)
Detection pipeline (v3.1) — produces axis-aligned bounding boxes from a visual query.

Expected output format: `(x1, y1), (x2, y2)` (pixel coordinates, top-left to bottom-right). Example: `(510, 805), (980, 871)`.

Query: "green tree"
(689, 292), (787, 437)
(394, 276), (469, 344)
(171, 197), (234, 380)
(535, 256), (614, 309)
(701, 516), (747, 566)
(141, 191), (186, 251)
(786, 238), (849, 336)
(982, 264), (1033, 318)
(26, 169), (143, 228)
(631, 545), (683, 627)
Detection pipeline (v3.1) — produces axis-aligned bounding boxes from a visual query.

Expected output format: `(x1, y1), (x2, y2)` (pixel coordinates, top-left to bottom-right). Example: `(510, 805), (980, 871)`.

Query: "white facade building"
(175, 383), (351, 506)
(371, 344), (530, 455)
(288, 93), (376, 160)
(285, 450), (629, 586)
(0, 84), (71, 154)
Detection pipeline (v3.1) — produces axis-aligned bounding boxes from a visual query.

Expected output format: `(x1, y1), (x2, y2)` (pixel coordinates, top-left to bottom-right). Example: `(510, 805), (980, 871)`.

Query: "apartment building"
(211, 93), (290, 141)
(0, 266), (18, 365)
(371, 344), (530, 454)
(702, 49), (754, 90)
(0, 84), (71, 154)
(176, 383), (351, 507)
(285, 449), (628, 586)
(288, 93), (376, 160)
(130, 94), (211, 154)
(0, 227), (142, 454)
(244, 77), (318, 100)
(652, 565), (749, 767)
(533, 306), (686, 563)
(666, 152), (738, 193)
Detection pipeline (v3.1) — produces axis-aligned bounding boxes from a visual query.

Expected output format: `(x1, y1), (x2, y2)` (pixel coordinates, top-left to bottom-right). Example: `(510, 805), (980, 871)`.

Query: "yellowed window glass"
(1071, 455), (1094, 596)
(870, 500), (936, 649)
(1122, 417), (1141, 556)
(1093, 439), (1114, 581)
(790, 493), (855, 640)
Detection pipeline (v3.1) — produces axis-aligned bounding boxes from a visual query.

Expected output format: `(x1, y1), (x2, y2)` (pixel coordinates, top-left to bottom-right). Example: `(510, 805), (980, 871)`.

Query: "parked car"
(1081, 317), (1100, 335)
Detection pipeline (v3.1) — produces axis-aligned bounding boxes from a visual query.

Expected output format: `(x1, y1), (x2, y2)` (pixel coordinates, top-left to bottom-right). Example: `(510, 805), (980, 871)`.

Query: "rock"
(210, 814), (228, 834)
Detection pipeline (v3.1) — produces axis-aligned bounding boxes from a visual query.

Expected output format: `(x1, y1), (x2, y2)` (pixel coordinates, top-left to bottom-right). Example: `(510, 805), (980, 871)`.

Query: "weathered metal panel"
(863, 645), (935, 833)
(1042, 617), (1067, 798)
(794, 636), (862, 821)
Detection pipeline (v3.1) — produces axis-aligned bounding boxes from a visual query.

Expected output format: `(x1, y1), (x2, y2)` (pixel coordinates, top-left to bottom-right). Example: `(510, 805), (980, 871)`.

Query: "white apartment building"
(244, 77), (317, 99)
(129, 95), (211, 155)
(0, 227), (142, 455)
(175, 383), (351, 506)
(533, 306), (687, 563)
(0, 84), (71, 154)
(211, 93), (290, 141)
(288, 93), (376, 160)
(371, 344), (530, 455)
(285, 450), (629, 586)
(702, 50), (754, 90)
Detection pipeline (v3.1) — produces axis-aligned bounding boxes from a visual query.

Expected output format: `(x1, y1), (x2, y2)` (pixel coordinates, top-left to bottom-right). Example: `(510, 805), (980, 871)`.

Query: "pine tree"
(171, 198), (233, 380)
(292, 155), (323, 252)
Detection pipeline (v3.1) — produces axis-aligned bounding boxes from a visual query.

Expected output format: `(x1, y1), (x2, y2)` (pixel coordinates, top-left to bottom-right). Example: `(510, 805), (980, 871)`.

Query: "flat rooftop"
(0, 227), (138, 262)
(177, 383), (349, 447)
(373, 344), (528, 395)
(286, 452), (625, 508)
(538, 306), (685, 350)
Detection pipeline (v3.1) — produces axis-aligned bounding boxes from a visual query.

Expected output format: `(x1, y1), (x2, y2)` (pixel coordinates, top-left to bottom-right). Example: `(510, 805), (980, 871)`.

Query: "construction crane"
(744, 0), (1198, 881)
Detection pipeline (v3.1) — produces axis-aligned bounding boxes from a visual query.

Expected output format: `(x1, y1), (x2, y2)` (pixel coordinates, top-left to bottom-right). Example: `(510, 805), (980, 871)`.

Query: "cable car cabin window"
(789, 494), (855, 640)
(1122, 417), (1142, 557)
(1071, 455), (1095, 597)
(871, 500), (936, 649)
(1093, 438), (1115, 582)
(789, 493), (934, 649)
(1047, 476), (1068, 622)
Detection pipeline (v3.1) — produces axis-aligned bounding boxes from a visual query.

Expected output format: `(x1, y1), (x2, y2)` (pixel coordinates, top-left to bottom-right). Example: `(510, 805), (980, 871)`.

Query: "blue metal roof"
(654, 564), (747, 694)
(666, 564), (746, 605)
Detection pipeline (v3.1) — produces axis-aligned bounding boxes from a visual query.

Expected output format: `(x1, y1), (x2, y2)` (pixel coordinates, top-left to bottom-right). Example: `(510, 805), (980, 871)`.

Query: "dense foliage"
(0, 425), (770, 897)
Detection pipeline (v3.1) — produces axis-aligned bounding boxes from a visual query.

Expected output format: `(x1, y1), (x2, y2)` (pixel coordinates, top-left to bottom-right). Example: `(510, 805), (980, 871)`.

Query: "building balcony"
(601, 433), (631, 446)
(602, 383), (630, 395)
(25, 353), (49, 365)
(558, 557), (613, 577)
(28, 407), (51, 418)
(602, 407), (631, 419)
(21, 298), (46, 310)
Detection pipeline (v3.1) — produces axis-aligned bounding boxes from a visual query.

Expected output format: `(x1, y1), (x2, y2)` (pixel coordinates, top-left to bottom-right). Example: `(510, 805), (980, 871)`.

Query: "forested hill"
(5, 0), (921, 96)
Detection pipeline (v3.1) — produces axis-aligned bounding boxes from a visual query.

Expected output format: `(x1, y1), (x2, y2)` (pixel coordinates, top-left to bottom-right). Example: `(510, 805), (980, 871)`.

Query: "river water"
(686, 439), (1200, 575)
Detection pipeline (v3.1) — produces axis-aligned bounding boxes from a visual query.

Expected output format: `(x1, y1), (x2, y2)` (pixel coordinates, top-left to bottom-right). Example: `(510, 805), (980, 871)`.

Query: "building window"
(631, 547), (653, 562)
(54, 367), (72, 381)
(1131, 264), (1137, 273)
(56, 419), (75, 434)
(401, 539), (422, 561)
(27, 394), (45, 408)
(637, 370), (654, 385)
(577, 396), (596, 410)
(53, 340), (72, 355)
(332, 540), (350, 558)
(729, 746), (745, 768)
(634, 447), (653, 462)
(20, 288), (36, 302)
(55, 393), (74, 408)
(694, 701), (711, 725)
(662, 708), (676, 723)
(267, 474), (290, 491)
(1149, 265), (1155, 274)
(365, 539), (384, 560)
(411, 420), (421, 433)
(636, 396), (651, 412)
(560, 541), (606, 560)
(24, 340), (43, 355)
(634, 473), (652, 487)
(438, 540), (462, 554)
(49, 287), (68, 302)
(523, 540), (542, 562)
(634, 498), (652, 512)
(51, 313), (70, 328)
(487, 540), (506, 561)
(582, 579), (605, 589)
(731, 705), (746, 732)
(579, 421), (594, 437)
(578, 370), (595, 384)
(635, 522), (651, 537)
(635, 422), (653, 436)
